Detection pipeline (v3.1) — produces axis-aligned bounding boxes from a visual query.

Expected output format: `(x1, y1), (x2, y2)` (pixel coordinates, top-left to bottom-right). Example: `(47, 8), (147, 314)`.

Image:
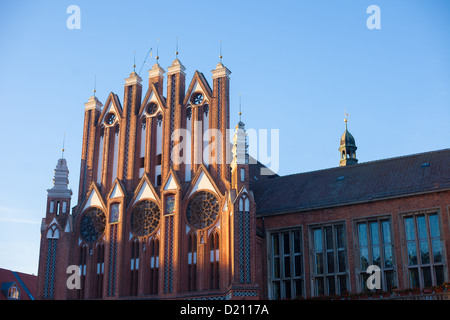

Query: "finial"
(344, 110), (349, 129)
(93, 75), (97, 97)
(133, 50), (136, 72)
(219, 40), (223, 62)
(156, 38), (160, 62)
(176, 36), (179, 58)
(61, 132), (66, 159)
(239, 94), (242, 122)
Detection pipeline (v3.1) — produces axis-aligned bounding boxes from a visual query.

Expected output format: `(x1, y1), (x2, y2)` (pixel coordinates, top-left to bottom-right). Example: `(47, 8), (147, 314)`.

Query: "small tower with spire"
(231, 96), (249, 190)
(339, 113), (358, 166)
(37, 152), (73, 300)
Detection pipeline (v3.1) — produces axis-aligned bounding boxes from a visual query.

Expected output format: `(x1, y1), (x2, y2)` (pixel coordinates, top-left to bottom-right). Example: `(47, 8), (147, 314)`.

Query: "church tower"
(339, 116), (358, 166)
(37, 156), (73, 300)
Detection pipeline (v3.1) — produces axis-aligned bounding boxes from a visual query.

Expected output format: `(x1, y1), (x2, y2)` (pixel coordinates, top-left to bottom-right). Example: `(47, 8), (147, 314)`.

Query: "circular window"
(105, 112), (116, 125)
(80, 207), (106, 243)
(191, 92), (204, 105)
(186, 191), (220, 229)
(130, 200), (161, 237)
(146, 102), (158, 115)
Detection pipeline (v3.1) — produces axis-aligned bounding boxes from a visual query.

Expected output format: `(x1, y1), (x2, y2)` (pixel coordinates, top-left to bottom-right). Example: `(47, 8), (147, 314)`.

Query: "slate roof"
(251, 149), (450, 216)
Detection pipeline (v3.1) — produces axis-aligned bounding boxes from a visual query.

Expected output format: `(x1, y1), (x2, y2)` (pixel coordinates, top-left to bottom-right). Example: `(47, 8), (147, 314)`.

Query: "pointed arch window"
(148, 237), (159, 295)
(130, 239), (140, 296)
(238, 194), (251, 284)
(94, 242), (105, 299)
(78, 244), (88, 299)
(210, 231), (220, 290)
(46, 224), (60, 239)
(188, 232), (197, 291)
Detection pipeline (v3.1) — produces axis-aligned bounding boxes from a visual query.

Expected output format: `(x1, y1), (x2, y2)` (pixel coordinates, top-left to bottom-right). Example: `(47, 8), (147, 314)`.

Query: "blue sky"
(0, 0), (449, 275)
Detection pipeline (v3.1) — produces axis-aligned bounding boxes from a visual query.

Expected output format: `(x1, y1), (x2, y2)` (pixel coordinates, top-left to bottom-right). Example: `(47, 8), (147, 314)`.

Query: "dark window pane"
(327, 251), (335, 274)
(273, 281), (280, 300)
(327, 277), (335, 296)
(361, 273), (369, 291)
(336, 225), (345, 249)
(338, 250), (346, 272)
(284, 280), (291, 300)
(315, 278), (324, 296)
(316, 253), (323, 274)
(272, 234), (279, 256)
(325, 227), (333, 250)
(435, 265), (444, 286)
(273, 257), (280, 278)
(422, 267), (432, 288)
(294, 255), (302, 277)
(293, 231), (301, 253)
(409, 268), (420, 288)
(294, 279), (303, 298)
(385, 270), (395, 291)
(284, 256), (291, 278)
(338, 275), (347, 294)
(283, 233), (290, 255)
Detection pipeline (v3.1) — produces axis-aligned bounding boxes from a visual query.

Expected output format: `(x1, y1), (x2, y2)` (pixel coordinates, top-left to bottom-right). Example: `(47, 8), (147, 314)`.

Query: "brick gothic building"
(37, 58), (450, 300)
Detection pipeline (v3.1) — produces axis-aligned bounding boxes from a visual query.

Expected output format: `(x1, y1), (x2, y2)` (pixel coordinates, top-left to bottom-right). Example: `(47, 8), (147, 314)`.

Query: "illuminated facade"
(37, 57), (450, 300)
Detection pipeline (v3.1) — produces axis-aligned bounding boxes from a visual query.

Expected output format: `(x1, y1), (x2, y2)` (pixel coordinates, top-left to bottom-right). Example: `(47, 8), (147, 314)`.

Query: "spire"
(231, 117), (248, 167)
(156, 38), (160, 64)
(167, 37), (186, 76)
(238, 94), (243, 124)
(47, 157), (72, 198)
(61, 132), (66, 159)
(339, 112), (358, 166)
(93, 75), (97, 97)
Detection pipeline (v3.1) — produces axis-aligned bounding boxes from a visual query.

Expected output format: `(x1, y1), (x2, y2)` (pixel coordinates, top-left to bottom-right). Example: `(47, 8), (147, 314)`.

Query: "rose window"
(146, 102), (158, 115)
(131, 200), (161, 237)
(186, 191), (219, 229)
(80, 207), (106, 243)
(105, 112), (116, 125)
(191, 92), (204, 105)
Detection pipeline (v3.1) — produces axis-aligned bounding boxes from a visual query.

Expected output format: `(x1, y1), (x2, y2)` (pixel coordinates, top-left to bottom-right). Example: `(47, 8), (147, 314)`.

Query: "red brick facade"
(37, 60), (260, 300)
(37, 59), (450, 300)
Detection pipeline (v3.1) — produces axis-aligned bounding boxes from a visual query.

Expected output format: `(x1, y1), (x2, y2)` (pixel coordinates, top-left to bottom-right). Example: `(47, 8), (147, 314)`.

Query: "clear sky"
(0, 0), (449, 275)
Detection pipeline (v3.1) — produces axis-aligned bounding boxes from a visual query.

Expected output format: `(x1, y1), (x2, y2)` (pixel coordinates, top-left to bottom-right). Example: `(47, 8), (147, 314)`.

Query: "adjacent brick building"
(37, 58), (450, 300)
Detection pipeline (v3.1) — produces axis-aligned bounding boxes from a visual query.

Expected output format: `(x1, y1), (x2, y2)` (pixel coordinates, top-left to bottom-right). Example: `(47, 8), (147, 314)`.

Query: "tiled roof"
(0, 268), (37, 300)
(251, 149), (450, 216)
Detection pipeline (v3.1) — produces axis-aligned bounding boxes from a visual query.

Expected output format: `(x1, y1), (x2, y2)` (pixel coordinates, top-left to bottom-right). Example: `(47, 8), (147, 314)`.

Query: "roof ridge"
(260, 148), (450, 182)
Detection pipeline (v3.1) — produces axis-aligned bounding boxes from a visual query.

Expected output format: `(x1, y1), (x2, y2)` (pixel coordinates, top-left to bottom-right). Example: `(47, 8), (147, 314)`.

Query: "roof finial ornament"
(239, 93), (242, 122)
(133, 50), (136, 72)
(61, 132), (66, 159)
(344, 109), (349, 129)
(156, 38), (160, 63)
(219, 40), (222, 63)
(93, 74), (97, 97)
(176, 36), (179, 59)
